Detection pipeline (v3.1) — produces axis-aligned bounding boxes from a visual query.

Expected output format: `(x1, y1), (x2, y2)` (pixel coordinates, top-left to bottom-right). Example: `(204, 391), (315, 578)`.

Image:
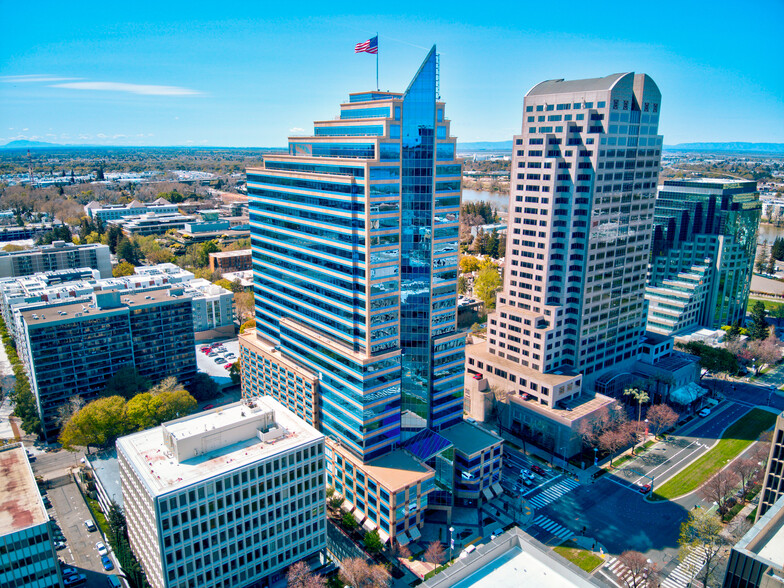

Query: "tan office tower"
(466, 73), (662, 456)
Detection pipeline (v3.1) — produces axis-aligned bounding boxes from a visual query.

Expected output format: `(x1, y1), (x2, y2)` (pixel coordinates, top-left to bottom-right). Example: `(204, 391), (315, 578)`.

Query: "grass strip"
(650, 408), (777, 501)
(553, 540), (603, 573)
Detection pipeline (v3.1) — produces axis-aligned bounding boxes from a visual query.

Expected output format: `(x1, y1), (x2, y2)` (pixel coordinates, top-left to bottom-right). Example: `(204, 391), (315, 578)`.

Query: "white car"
(84, 520), (96, 532)
(96, 541), (108, 556)
(698, 408), (711, 417)
(520, 468), (535, 481)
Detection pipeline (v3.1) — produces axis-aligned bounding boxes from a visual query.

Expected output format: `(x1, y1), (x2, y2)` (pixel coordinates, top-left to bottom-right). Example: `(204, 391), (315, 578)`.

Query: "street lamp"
(449, 526), (455, 561)
(593, 447), (598, 467)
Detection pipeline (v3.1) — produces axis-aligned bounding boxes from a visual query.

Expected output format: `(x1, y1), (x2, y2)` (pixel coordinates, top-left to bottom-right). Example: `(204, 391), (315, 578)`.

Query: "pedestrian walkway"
(661, 547), (706, 588)
(525, 476), (580, 509)
(531, 515), (574, 541)
(604, 556), (648, 587)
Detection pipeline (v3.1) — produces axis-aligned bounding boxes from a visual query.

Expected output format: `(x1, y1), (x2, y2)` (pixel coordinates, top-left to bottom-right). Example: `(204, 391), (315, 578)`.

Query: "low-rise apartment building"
(0, 241), (111, 279)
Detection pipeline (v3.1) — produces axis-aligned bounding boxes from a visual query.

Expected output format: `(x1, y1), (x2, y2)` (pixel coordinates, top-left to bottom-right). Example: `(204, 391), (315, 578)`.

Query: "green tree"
(116, 238), (142, 265)
(725, 321), (742, 342)
(12, 384), (42, 435)
(229, 358), (242, 386)
(102, 366), (150, 399)
(772, 237), (784, 261)
(154, 388), (198, 422)
(187, 373), (219, 402)
(756, 243), (769, 273)
(198, 240), (220, 267)
(623, 387), (650, 453)
(768, 252), (777, 274)
(240, 319), (256, 334)
(106, 226), (124, 253)
(363, 529), (384, 554)
(125, 393), (163, 431)
(474, 265), (502, 309)
(748, 300), (770, 340)
(459, 255), (481, 274)
(678, 509), (725, 588)
(112, 261), (136, 277)
(59, 396), (131, 451)
(487, 229), (500, 258)
(457, 275), (469, 295)
(342, 511), (358, 531)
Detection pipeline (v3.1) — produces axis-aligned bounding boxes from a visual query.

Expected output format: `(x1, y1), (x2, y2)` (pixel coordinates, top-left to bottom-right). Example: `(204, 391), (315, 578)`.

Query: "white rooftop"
(117, 398), (323, 495)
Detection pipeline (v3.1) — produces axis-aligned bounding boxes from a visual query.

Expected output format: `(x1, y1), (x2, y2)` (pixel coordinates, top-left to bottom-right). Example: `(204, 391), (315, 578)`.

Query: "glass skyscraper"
(240, 48), (493, 541)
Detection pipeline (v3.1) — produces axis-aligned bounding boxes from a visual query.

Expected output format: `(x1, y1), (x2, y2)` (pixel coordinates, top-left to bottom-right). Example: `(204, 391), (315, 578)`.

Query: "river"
(758, 223), (784, 244)
(462, 189), (509, 212)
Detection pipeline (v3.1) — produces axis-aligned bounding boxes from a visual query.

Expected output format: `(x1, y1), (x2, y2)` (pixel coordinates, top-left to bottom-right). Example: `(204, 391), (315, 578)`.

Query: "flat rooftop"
(510, 392), (616, 423)
(210, 250), (251, 258)
(438, 421), (502, 457)
(117, 399), (323, 496)
(0, 445), (48, 535)
(86, 449), (123, 508)
(739, 494), (784, 568)
(332, 441), (433, 493)
(466, 341), (579, 387)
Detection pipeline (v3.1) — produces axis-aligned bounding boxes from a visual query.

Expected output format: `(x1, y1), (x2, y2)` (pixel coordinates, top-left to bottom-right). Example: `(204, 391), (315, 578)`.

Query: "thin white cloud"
(289, 127), (306, 134)
(51, 81), (200, 96)
(1, 74), (81, 83)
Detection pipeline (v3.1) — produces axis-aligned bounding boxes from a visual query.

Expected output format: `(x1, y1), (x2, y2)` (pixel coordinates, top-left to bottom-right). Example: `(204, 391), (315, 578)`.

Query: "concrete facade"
(0, 241), (111, 279)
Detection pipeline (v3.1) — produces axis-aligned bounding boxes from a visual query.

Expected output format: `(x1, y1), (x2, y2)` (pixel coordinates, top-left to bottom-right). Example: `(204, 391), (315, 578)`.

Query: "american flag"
(355, 36), (378, 54)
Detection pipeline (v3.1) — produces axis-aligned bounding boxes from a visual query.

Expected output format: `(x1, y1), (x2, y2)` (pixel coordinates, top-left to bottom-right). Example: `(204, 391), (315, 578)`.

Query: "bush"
(747, 507), (758, 521)
(722, 502), (744, 523)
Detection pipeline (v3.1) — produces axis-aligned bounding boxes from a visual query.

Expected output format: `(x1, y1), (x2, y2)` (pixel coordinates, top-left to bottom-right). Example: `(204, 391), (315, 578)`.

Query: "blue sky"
(1, 0), (782, 147)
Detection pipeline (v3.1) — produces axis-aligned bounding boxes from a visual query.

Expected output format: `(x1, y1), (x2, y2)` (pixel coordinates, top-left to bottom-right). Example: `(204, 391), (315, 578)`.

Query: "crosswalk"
(531, 515), (574, 540)
(661, 547), (706, 588)
(604, 556), (649, 587)
(525, 477), (581, 509)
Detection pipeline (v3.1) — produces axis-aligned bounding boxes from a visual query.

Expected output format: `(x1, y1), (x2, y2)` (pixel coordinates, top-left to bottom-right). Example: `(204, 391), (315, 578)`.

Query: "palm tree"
(623, 387), (650, 453)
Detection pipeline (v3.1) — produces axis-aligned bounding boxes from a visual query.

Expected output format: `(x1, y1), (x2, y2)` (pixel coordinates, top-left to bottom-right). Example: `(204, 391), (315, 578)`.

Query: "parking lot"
(46, 480), (119, 587)
(195, 337), (240, 386)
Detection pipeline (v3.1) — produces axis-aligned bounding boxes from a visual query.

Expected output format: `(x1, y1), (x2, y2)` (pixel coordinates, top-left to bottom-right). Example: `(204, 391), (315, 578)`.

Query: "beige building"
(758, 411), (784, 521)
(466, 73), (662, 458)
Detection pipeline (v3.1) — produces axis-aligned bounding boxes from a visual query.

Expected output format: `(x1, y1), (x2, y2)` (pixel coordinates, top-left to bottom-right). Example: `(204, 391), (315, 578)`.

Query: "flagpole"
(376, 33), (379, 90)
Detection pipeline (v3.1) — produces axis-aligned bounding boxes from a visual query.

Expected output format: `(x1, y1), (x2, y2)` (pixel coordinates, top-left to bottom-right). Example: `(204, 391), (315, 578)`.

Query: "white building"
(116, 398), (326, 588)
(85, 198), (179, 222)
(0, 444), (63, 588)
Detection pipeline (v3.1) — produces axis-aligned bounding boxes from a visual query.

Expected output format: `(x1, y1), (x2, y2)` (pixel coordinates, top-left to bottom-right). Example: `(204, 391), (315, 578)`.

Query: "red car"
(201, 404), (215, 411)
(638, 484), (651, 494)
(472, 373), (482, 380)
(224, 363), (233, 370)
(530, 465), (546, 476)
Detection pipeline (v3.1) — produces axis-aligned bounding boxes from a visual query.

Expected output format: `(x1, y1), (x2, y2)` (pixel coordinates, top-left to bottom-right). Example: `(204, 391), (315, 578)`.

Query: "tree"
(724, 321), (742, 342)
(56, 395), (85, 428)
(748, 301), (770, 340)
(286, 561), (326, 588)
(474, 265), (502, 309)
(229, 358), (241, 386)
(700, 469), (740, 514)
(112, 261), (136, 277)
(59, 396), (131, 451)
(327, 492), (344, 511)
(240, 319), (256, 334)
(487, 229), (501, 258)
(623, 387), (650, 450)
(459, 255), (481, 274)
(745, 333), (782, 375)
(153, 388), (198, 422)
(342, 511), (358, 530)
(116, 238), (142, 265)
(457, 275), (469, 295)
(187, 373), (219, 402)
(767, 252), (777, 275)
(772, 237), (784, 261)
(12, 384), (42, 435)
(106, 226), (124, 253)
(679, 341), (739, 376)
(599, 422), (634, 466)
(102, 366), (150, 399)
(388, 541), (411, 561)
(678, 509), (725, 588)
(364, 529), (384, 554)
(730, 458), (758, 499)
(126, 393), (164, 431)
(198, 240), (220, 267)
(424, 540), (446, 566)
(234, 291), (254, 322)
(617, 550), (659, 588)
(645, 404), (679, 438)
(756, 243), (769, 273)
(338, 558), (390, 588)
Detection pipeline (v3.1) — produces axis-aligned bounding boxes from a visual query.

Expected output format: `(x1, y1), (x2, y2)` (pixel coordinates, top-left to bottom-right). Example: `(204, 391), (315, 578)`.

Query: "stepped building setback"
(466, 73), (663, 458)
(241, 46), (502, 544)
(117, 398), (325, 588)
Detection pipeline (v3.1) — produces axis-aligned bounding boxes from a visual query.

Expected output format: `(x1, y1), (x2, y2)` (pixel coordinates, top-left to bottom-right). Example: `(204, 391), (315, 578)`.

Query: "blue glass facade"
(244, 46), (463, 465)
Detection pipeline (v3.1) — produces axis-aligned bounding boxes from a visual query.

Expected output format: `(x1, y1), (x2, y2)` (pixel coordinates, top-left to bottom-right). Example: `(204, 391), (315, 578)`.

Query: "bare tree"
(424, 541), (446, 566)
(753, 431), (773, 468)
(679, 509), (725, 588)
(286, 561), (326, 588)
(56, 395), (84, 428)
(700, 469), (741, 514)
(645, 404), (679, 438)
(617, 550), (660, 588)
(745, 333), (782, 375)
(730, 458), (759, 498)
(338, 558), (390, 588)
(599, 424), (634, 466)
(389, 541), (411, 561)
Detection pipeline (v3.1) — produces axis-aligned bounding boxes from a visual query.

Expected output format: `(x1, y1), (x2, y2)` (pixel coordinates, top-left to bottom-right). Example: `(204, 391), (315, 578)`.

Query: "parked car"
(201, 404), (215, 411)
(101, 555), (114, 571)
(208, 352), (218, 357)
(638, 483), (651, 494)
(106, 575), (122, 588)
(64, 574), (86, 587)
(530, 465), (546, 476)
(215, 357), (227, 364)
(84, 520), (96, 532)
(200, 346), (211, 352)
(490, 527), (504, 540)
(459, 544), (476, 558)
(54, 541), (67, 550)
(698, 408), (711, 418)
(96, 541), (108, 556)
(61, 566), (77, 577)
(522, 478), (534, 487)
(224, 363), (233, 370)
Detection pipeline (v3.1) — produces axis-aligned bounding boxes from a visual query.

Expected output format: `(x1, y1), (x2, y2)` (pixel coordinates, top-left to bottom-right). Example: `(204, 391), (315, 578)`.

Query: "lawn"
(651, 408), (777, 501)
(553, 541), (603, 573)
(85, 496), (109, 536)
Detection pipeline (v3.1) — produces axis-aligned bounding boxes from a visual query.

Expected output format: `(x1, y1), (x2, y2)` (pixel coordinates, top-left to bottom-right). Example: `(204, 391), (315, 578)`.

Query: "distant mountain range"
(3, 138), (782, 154)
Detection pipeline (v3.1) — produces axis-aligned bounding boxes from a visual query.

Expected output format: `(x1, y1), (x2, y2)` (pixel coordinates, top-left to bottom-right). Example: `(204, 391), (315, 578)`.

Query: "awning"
(482, 487), (493, 501)
(491, 483), (504, 497)
(362, 518), (377, 532)
(352, 510), (365, 524)
(670, 382), (708, 405)
(408, 526), (421, 541)
(397, 531), (412, 545)
(378, 530), (390, 545)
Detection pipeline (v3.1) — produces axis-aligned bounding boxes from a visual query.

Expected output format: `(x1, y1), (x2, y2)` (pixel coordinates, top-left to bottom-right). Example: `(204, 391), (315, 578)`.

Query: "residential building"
(646, 179), (760, 335)
(17, 290), (196, 441)
(85, 198), (179, 221)
(116, 398), (326, 588)
(465, 72), (663, 458)
(0, 444), (63, 588)
(758, 411), (784, 521)
(0, 264), (233, 341)
(723, 494), (784, 588)
(240, 47), (500, 540)
(421, 526), (604, 587)
(209, 250), (252, 273)
(0, 241), (111, 279)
